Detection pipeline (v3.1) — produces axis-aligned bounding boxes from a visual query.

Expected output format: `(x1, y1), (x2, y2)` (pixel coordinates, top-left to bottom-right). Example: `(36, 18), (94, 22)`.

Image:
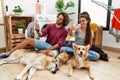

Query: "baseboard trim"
(102, 46), (120, 52)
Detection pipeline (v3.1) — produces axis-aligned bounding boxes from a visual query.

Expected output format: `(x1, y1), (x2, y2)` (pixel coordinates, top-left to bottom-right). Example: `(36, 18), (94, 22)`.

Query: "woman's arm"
(89, 36), (93, 49)
(69, 24), (77, 36)
(89, 30), (94, 49)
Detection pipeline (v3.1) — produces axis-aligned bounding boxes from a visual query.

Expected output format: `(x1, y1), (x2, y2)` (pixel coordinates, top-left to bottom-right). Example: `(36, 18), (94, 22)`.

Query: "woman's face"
(79, 17), (89, 28)
(56, 14), (64, 25)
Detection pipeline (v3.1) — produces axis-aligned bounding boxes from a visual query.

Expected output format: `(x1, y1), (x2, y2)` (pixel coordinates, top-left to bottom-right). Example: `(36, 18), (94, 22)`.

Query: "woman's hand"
(69, 24), (77, 36)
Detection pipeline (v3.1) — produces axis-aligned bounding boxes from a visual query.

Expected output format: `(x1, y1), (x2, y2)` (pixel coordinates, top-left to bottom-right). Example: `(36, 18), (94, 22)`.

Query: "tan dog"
(67, 43), (94, 80)
(0, 49), (58, 80)
(54, 43), (94, 79)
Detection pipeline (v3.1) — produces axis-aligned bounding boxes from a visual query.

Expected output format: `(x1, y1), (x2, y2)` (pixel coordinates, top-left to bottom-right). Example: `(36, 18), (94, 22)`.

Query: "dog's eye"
(78, 48), (80, 50)
(82, 48), (85, 50)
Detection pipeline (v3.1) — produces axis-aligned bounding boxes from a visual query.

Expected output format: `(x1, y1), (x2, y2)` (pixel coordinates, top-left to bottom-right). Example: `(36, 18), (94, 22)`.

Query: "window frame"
(78, 0), (112, 30)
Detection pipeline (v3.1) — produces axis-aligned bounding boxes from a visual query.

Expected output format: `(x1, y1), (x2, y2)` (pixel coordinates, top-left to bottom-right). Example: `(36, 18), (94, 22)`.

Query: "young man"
(0, 12), (70, 58)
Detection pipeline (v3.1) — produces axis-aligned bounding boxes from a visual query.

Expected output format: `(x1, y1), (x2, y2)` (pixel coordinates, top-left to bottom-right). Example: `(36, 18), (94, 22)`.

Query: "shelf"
(4, 15), (34, 51)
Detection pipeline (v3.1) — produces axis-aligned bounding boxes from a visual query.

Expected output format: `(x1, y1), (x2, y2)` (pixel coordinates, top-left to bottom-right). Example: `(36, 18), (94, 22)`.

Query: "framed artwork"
(0, 0), (5, 24)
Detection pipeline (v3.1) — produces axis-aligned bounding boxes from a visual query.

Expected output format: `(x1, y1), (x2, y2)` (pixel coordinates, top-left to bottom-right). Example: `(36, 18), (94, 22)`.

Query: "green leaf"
(55, 0), (75, 15)
(55, 0), (65, 12)
(12, 6), (24, 12)
(16, 22), (25, 28)
(64, 1), (75, 10)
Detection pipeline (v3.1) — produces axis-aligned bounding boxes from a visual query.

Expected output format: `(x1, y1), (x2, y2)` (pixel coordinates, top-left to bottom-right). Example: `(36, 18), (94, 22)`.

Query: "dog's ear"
(86, 44), (90, 50)
(72, 43), (77, 51)
(72, 43), (78, 59)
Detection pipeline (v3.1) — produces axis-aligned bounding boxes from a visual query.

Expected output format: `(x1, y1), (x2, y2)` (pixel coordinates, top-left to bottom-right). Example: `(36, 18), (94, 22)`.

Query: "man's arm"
(35, 23), (43, 37)
(47, 44), (60, 51)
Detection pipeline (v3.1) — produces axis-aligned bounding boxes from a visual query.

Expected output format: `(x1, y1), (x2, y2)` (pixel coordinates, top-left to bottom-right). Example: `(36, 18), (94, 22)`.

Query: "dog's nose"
(50, 64), (58, 74)
(79, 51), (83, 57)
(80, 52), (83, 55)
(51, 70), (57, 74)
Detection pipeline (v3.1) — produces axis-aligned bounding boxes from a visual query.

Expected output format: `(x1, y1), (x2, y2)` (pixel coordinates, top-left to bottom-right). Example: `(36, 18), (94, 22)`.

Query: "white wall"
(80, 0), (120, 48)
(0, 0), (78, 48)
(81, 0), (108, 27)
(1, 0), (120, 49)
(3, 0), (78, 23)
(0, 26), (6, 48)
(102, 0), (120, 48)
(3, 0), (78, 28)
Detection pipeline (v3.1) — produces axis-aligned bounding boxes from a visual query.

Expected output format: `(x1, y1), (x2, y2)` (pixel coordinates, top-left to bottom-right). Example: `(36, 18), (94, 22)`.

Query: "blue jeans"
(34, 39), (59, 56)
(61, 47), (99, 61)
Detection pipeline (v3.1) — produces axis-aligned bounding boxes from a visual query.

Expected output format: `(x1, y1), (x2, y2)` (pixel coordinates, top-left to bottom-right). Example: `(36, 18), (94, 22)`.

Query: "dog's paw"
(15, 75), (21, 80)
(15, 79), (20, 80)
(68, 74), (72, 77)
(90, 76), (94, 80)
(26, 77), (30, 80)
(89, 72), (94, 80)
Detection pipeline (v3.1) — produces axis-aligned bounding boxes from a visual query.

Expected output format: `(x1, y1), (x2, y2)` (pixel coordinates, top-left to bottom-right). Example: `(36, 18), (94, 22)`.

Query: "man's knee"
(23, 38), (35, 45)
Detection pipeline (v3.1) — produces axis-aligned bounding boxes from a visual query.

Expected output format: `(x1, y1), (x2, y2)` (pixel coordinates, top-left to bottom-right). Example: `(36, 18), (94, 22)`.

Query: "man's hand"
(35, 23), (40, 32)
(39, 50), (50, 54)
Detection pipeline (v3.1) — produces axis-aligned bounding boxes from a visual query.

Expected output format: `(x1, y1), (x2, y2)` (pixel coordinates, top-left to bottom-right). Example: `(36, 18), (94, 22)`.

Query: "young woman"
(61, 11), (100, 61)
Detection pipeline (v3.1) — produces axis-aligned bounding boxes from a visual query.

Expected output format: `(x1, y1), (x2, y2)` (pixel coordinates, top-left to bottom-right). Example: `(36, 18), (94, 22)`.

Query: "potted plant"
(13, 6), (24, 15)
(16, 22), (25, 33)
(55, 0), (75, 15)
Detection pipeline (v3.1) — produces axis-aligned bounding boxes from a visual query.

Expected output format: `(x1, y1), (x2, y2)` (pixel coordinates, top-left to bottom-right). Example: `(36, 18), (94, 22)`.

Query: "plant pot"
(18, 28), (23, 34)
(15, 12), (22, 15)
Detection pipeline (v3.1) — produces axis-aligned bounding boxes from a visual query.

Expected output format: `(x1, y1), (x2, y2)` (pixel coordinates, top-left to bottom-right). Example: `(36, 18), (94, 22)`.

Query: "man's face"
(56, 14), (64, 25)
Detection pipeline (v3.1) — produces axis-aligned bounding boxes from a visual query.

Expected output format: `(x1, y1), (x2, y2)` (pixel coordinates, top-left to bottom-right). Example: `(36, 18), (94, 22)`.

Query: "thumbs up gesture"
(35, 20), (40, 32)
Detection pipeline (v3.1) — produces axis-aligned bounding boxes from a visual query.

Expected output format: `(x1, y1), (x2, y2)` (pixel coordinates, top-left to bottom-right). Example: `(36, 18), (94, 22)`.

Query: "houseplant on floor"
(16, 22), (25, 34)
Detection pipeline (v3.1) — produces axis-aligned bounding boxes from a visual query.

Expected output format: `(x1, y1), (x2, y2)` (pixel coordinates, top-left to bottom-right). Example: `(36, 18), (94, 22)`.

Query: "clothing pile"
(109, 9), (120, 42)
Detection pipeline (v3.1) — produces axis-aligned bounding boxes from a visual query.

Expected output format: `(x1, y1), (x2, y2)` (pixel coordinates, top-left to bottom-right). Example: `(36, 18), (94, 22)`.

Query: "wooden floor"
(0, 49), (120, 80)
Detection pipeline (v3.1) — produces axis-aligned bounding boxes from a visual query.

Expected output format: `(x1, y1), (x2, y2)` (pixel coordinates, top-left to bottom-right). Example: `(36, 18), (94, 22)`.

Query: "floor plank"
(0, 49), (120, 80)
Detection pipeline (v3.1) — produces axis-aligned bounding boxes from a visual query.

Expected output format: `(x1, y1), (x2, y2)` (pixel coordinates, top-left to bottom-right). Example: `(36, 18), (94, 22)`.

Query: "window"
(79, 0), (112, 30)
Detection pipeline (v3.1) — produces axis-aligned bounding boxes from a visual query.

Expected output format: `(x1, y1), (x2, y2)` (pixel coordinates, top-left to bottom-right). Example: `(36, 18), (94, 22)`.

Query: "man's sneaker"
(0, 52), (10, 58)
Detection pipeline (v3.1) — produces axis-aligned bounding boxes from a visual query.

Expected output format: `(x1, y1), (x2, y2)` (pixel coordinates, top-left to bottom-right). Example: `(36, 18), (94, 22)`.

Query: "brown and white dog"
(0, 49), (58, 80)
(55, 43), (94, 80)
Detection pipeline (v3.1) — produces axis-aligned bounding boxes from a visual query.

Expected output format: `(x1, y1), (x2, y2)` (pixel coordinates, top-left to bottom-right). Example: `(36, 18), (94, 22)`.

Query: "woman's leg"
(88, 50), (100, 61)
